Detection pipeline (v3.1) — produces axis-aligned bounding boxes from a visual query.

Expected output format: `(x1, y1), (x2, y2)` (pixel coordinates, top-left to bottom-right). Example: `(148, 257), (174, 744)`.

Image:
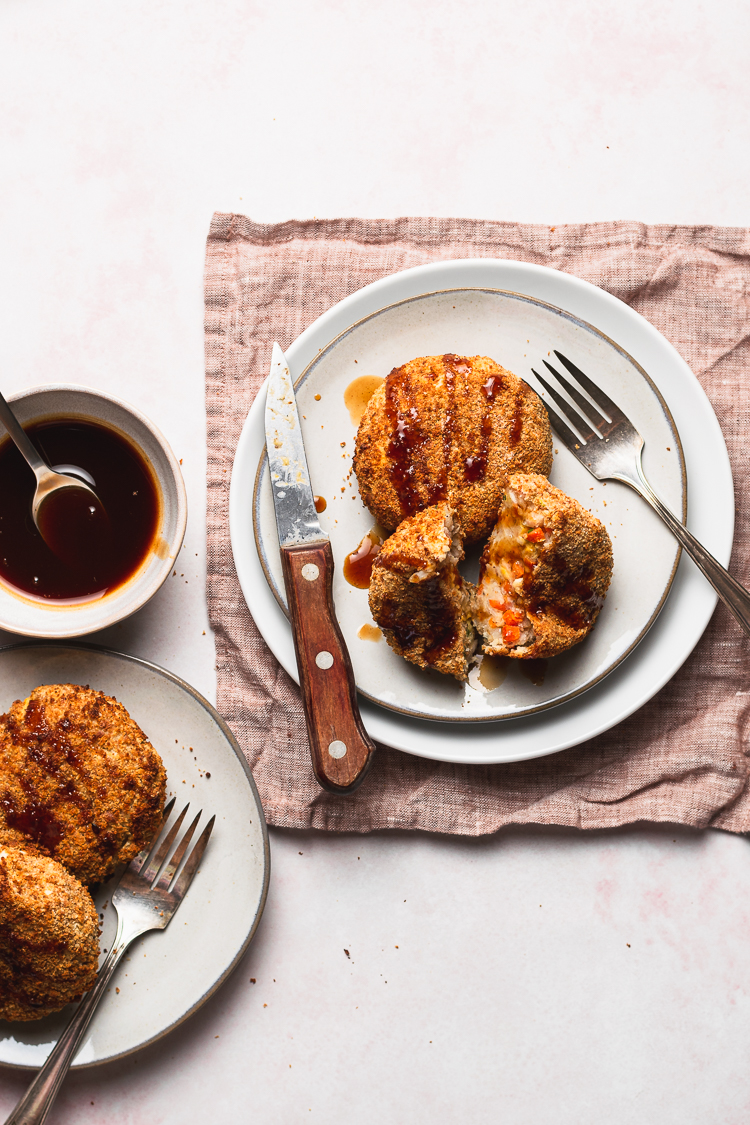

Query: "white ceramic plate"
(230, 259), (734, 764)
(252, 288), (685, 723)
(0, 643), (269, 1070)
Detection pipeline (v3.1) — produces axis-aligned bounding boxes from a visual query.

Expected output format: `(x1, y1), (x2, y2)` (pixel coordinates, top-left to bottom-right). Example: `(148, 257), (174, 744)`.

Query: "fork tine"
(533, 390), (585, 451)
(170, 814), (215, 901)
(542, 360), (609, 428)
(128, 796), (176, 876)
(141, 802), (190, 883)
(554, 351), (626, 422)
(532, 368), (597, 443)
(153, 810), (201, 892)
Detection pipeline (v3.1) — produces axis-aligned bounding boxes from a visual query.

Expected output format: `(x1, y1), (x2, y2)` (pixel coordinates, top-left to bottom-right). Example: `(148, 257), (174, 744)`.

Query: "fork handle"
(617, 466), (750, 638)
(3, 924), (134, 1125)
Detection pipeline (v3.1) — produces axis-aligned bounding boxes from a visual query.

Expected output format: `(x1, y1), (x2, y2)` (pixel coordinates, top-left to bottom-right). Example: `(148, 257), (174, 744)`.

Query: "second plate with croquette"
(247, 283), (687, 724)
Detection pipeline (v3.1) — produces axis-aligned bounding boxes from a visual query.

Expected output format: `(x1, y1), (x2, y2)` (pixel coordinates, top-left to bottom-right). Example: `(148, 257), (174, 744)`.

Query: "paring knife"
(265, 342), (376, 793)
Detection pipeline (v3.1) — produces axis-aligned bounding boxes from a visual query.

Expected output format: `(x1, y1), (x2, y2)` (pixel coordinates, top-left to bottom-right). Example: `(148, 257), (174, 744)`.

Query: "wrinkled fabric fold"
(205, 214), (750, 835)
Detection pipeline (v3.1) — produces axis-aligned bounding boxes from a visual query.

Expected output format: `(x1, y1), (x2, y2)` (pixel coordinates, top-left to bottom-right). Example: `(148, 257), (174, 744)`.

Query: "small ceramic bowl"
(0, 385), (187, 638)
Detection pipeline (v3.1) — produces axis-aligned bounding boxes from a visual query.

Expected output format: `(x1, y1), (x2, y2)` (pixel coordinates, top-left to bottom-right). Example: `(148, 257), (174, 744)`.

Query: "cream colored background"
(1, 0), (749, 1121)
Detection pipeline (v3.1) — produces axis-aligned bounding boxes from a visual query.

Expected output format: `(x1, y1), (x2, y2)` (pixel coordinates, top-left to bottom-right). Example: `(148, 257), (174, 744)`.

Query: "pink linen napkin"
(205, 214), (750, 834)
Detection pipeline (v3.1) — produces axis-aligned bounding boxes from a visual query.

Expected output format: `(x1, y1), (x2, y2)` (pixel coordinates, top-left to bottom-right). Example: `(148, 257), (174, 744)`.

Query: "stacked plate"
(230, 260), (733, 766)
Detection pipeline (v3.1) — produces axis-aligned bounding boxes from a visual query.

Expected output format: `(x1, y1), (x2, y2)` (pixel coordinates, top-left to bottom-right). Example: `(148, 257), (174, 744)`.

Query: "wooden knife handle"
(280, 540), (376, 793)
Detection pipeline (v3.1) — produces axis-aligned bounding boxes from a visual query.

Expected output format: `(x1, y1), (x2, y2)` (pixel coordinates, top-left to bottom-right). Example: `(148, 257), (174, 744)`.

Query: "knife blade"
(265, 342), (375, 793)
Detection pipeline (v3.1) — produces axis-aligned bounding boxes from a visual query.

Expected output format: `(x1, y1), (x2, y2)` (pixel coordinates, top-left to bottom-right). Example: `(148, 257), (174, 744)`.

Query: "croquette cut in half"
(368, 501), (477, 681)
(475, 473), (613, 660)
(0, 845), (99, 1021)
(353, 354), (552, 544)
(0, 684), (166, 886)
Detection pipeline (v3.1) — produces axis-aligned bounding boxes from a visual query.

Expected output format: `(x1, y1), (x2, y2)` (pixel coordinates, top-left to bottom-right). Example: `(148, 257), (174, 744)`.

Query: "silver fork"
(5, 798), (215, 1125)
(531, 350), (750, 637)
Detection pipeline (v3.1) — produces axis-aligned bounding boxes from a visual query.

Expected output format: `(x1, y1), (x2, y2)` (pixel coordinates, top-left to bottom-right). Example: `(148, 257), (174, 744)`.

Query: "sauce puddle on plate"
(343, 529), (383, 588)
(344, 376), (384, 426)
(518, 658), (548, 687)
(358, 623), (382, 642)
(477, 654), (509, 690)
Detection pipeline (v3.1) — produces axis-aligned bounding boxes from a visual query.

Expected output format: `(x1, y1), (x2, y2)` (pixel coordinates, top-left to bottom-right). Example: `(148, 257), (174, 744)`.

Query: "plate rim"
(229, 256), (733, 764)
(250, 285), (687, 722)
(0, 640), (270, 1071)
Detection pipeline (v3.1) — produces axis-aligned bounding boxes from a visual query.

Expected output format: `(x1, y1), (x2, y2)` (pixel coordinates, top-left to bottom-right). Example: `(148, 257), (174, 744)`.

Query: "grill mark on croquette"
(465, 370), (502, 482)
(509, 386), (525, 446)
(384, 362), (438, 516)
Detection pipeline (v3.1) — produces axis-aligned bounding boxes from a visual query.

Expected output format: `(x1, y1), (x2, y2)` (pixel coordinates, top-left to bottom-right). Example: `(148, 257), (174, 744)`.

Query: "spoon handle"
(0, 391), (47, 477)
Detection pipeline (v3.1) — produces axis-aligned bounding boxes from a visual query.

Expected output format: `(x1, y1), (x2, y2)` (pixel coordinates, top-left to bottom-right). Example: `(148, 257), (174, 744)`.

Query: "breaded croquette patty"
(0, 684), (166, 885)
(0, 845), (99, 1020)
(368, 502), (477, 680)
(353, 354), (552, 543)
(475, 473), (613, 659)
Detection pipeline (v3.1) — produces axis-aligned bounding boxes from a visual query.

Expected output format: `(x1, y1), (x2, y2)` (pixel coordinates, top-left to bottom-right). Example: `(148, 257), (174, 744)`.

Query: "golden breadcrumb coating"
(0, 845), (99, 1021)
(0, 684), (166, 885)
(368, 502), (477, 680)
(475, 473), (613, 659)
(353, 354), (552, 543)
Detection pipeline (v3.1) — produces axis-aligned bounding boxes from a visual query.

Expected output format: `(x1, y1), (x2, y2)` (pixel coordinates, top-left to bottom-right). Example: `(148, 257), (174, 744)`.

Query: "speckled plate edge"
(250, 286), (687, 722)
(0, 641), (270, 1071)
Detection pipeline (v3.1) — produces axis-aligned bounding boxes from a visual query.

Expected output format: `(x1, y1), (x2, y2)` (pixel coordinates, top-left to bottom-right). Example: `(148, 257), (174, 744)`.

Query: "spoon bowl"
(0, 390), (108, 555)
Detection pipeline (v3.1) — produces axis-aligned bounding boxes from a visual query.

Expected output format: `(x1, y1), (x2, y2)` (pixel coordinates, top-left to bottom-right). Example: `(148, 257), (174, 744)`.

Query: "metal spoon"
(0, 390), (105, 546)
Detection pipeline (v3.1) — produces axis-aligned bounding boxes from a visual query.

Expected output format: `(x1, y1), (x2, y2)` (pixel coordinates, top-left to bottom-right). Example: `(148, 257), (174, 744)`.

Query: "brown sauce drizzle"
(1, 789), (63, 850)
(385, 356), (475, 517)
(377, 576), (457, 664)
(384, 364), (430, 517)
(314, 495), (327, 513)
(343, 530), (382, 588)
(528, 555), (602, 630)
(0, 699), (96, 852)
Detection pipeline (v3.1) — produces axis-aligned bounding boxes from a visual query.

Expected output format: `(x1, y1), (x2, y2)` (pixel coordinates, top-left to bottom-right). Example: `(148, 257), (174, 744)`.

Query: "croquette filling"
(410, 511), (477, 662)
(476, 489), (551, 651)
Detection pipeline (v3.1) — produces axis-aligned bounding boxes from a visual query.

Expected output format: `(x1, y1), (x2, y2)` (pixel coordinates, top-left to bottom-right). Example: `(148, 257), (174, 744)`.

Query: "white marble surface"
(1, 0), (749, 1120)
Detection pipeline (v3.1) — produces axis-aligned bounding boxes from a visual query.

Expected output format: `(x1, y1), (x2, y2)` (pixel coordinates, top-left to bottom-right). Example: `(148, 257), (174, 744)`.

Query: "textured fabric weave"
(205, 214), (750, 834)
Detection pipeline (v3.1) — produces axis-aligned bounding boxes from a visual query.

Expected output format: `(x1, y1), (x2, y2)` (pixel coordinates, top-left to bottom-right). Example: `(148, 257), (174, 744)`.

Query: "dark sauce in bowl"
(0, 418), (159, 601)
